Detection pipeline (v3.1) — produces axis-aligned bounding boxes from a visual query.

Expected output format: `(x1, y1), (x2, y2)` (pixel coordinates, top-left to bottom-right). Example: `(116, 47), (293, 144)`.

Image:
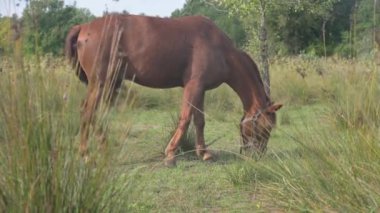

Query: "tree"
(171, 0), (247, 47)
(0, 17), (12, 56)
(217, 0), (349, 94)
(0, 14), (23, 59)
(353, 0), (380, 55)
(216, 0), (277, 95)
(291, 0), (343, 57)
(333, 0), (380, 57)
(22, 0), (95, 55)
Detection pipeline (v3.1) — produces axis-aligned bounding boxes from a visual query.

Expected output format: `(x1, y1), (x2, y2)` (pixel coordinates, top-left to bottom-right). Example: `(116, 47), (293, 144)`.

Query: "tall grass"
(2, 54), (378, 211)
(227, 58), (380, 211)
(0, 59), (140, 211)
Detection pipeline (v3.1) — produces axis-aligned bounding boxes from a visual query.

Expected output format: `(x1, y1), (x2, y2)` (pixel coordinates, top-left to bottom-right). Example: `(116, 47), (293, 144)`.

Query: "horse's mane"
(240, 51), (271, 103)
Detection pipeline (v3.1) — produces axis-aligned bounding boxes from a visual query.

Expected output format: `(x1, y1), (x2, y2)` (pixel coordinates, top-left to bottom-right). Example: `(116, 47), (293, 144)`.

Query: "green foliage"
(0, 17), (12, 55)
(22, 0), (94, 55)
(216, 0), (258, 16)
(270, 0), (350, 56)
(217, 0), (378, 57)
(167, 114), (197, 156)
(344, 0), (380, 57)
(171, 0), (247, 47)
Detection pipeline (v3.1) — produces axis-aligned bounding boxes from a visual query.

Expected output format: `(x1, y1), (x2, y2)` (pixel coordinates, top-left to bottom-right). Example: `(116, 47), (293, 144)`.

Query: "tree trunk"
(11, 15), (23, 70)
(322, 19), (327, 59)
(352, 1), (358, 58)
(259, 2), (270, 96)
(373, 0), (379, 66)
(375, 29), (380, 65)
(374, 0), (378, 49)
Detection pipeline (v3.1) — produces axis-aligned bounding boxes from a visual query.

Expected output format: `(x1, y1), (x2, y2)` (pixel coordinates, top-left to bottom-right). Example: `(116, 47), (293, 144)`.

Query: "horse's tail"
(65, 25), (80, 67)
(65, 25), (88, 84)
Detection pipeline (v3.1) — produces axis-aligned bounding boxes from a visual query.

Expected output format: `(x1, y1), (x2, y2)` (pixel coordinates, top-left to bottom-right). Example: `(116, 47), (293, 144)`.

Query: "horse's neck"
(236, 75), (268, 117)
(227, 52), (268, 117)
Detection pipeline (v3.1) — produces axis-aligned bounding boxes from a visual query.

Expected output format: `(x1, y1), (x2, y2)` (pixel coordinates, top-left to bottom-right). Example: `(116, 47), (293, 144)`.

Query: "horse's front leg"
(192, 93), (213, 161)
(164, 81), (203, 167)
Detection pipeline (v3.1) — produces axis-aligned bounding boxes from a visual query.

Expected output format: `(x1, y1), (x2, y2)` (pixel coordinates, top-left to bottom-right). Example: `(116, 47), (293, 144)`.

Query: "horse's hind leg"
(79, 81), (104, 158)
(79, 72), (121, 158)
(164, 80), (203, 166)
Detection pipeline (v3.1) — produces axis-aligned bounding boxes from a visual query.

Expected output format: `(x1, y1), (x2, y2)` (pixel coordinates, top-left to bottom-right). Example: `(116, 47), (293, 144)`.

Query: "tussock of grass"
(161, 114), (197, 157)
(0, 60), (139, 211)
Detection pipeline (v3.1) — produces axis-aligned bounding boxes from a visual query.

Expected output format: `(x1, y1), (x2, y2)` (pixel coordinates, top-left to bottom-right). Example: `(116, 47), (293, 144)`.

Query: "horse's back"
(76, 14), (235, 89)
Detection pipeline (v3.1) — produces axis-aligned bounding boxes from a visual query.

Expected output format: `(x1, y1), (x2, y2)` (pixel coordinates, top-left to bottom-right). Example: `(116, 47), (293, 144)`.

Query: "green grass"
(0, 60), (141, 211)
(225, 58), (380, 211)
(0, 57), (379, 211)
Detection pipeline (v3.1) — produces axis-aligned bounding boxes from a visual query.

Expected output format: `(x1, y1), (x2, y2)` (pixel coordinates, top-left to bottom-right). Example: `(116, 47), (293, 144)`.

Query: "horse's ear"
(266, 103), (283, 113)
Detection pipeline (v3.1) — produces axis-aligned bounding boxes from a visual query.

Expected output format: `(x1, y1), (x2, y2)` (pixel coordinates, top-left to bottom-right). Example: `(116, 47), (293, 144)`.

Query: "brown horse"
(65, 14), (282, 166)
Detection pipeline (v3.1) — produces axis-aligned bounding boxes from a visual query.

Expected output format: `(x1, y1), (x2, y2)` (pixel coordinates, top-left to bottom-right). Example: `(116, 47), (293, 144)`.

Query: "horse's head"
(240, 103), (282, 156)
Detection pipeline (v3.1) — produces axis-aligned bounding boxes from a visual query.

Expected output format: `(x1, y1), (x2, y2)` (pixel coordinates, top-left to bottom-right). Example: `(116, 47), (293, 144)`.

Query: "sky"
(0, 0), (187, 17)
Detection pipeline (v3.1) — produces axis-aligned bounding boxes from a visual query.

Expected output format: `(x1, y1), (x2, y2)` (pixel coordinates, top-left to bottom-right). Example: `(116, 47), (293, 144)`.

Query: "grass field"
(0, 56), (379, 212)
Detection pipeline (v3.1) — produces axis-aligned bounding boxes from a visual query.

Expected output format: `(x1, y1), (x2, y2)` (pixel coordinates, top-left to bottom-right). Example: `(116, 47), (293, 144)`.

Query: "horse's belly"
(125, 67), (184, 88)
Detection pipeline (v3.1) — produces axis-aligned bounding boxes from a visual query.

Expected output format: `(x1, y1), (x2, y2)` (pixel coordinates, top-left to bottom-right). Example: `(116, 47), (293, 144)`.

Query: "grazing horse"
(65, 14), (282, 166)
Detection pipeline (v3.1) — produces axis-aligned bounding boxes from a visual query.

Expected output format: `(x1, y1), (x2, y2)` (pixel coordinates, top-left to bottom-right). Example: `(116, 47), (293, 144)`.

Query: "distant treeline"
(0, 0), (94, 56)
(0, 0), (378, 57)
(175, 0), (379, 57)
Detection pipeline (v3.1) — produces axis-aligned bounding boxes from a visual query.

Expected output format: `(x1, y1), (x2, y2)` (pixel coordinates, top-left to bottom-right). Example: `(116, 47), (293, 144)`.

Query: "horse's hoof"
(84, 155), (89, 163)
(196, 148), (202, 157)
(164, 156), (177, 167)
(79, 149), (89, 163)
(196, 146), (208, 158)
(165, 153), (176, 167)
(202, 151), (213, 161)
